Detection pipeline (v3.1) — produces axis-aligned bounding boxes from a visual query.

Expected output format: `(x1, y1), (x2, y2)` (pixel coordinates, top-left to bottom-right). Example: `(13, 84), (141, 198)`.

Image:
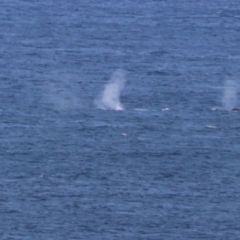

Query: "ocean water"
(1, 0), (240, 239)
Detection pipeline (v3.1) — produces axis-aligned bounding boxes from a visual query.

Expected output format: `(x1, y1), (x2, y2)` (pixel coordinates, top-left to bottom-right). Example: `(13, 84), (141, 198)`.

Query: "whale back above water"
(231, 108), (240, 112)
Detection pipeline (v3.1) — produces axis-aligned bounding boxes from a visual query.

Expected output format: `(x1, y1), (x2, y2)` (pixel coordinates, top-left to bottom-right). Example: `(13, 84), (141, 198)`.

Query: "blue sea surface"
(1, 0), (240, 239)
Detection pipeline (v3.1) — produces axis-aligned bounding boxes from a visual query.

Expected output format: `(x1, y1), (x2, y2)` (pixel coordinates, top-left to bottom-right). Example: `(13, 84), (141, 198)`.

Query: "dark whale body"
(231, 108), (240, 112)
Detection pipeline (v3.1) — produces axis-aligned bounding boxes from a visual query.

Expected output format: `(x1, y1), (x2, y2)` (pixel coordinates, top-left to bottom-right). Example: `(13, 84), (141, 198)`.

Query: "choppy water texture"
(1, 1), (240, 239)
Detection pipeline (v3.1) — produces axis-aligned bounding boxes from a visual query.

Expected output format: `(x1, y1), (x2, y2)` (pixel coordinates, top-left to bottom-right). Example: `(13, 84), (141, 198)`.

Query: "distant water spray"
(46, 84), (80, 110)
(95, 69), (126, 110)
(43, 73), (81, 111)
(222, 80), (238, 111)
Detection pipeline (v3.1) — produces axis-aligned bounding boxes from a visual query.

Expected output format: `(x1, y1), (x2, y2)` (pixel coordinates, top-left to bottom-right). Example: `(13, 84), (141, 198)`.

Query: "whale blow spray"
(222, 80), (238, 111)
(95, 69), (126, 110)
(43, 73), (81, 111)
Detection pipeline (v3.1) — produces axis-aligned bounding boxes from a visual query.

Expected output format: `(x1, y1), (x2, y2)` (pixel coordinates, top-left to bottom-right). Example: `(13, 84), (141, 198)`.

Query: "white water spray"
(222, 80), (238, 111)
(95, 69), (126, 110)
(43, 73), (81, 110)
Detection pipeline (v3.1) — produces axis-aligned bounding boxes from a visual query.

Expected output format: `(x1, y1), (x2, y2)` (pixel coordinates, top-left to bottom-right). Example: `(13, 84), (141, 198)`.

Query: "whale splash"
(95, 69), (126, 111)
(222, 80), (239, 111)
